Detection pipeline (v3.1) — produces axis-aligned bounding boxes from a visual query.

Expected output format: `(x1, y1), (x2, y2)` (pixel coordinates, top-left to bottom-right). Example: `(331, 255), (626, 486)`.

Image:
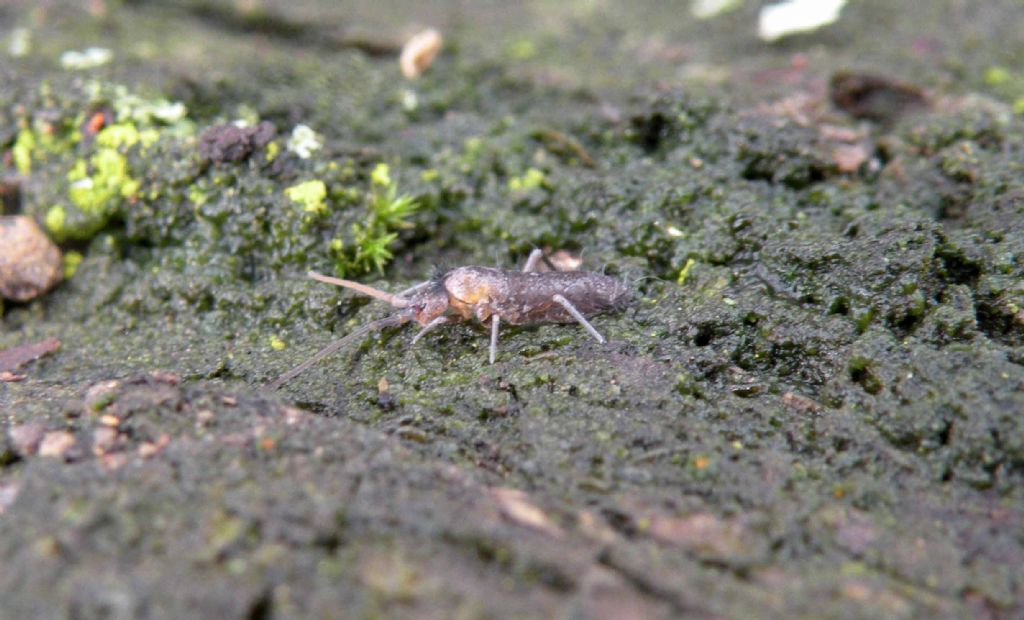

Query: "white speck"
(60, 47), (113, 70)
(149, 101), (187, 124)
(71, 178), (94, 191)
(691, 0), (743, 20)
(758, 0), (847, 42)
(287, 124), (322, 159)
(401, 89), (418, 111)
(8, 28), (30, 57)
(666, 225), (685, 238)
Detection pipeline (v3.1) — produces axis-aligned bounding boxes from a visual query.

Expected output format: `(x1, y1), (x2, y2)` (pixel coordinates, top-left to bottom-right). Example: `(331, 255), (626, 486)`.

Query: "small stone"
(195, 409), (215, 427)
(0, 216), (62, 301)
(92, 426), (119, 454)
(8, 423), (46, 456)
(138, 434), (170, 458)
(489, 487), (563, 538)
(83, 379), (121, 413)
(0, 337), (61, 373)
(0, 482), (21, 514)
(400, 28), (442, 79)
(37, 430), (76, 458)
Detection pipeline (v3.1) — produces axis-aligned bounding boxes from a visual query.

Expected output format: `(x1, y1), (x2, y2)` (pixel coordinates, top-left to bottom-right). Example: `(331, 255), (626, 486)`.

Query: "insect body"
(265, 249), (631, 390)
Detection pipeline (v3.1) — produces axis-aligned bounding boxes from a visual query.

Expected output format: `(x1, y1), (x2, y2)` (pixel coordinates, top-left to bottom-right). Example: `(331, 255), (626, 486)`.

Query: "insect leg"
(410, 315), (458, 346)
(551, 294), (606, 343)
(489, 314), (500, 364)
(521, 249), (545, 272)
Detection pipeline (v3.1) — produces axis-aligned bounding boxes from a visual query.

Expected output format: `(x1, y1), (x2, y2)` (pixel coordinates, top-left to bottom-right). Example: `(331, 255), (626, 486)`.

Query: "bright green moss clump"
(330, 163), (418, 276)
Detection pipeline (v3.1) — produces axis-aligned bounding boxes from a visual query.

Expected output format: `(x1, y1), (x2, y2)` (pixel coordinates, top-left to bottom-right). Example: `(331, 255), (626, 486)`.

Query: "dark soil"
(1, 1), (1023, 618)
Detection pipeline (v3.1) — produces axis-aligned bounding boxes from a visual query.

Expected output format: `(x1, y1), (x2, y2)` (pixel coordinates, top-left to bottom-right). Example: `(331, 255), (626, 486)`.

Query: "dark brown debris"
(830, 71), (929, 123)
(198, 121), (277, 164)
(0, 177), (21, 214)
(0, 337), (61, 373)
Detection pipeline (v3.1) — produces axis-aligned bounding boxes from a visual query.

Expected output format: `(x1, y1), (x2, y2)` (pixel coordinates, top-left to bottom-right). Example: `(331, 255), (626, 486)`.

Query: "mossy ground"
(1, 1), (1023, 618)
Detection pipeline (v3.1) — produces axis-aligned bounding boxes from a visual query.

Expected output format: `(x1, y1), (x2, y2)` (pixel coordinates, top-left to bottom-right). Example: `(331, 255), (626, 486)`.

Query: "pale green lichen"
(12, 128), (35, 174)
(284, 180), (328, 215)
(44, 205), (67, 237)
(265, 141), (280, 162)
(95, 123), (156, 149)
(508, 167), (547, 191)
(63, 251), (83, 278)
(370, 163), (392, 187)
(59, 147), (139, 240)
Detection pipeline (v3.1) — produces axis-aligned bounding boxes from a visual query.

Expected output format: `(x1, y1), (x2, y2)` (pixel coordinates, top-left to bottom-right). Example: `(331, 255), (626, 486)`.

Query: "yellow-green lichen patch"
(284, 180), (329, 215)
(63, 251), (83, 278)
(44, 205), (67, 237)
(508, 167), (547, 191)
(61, 148), (139, 240)
(12, 128), (36, 174)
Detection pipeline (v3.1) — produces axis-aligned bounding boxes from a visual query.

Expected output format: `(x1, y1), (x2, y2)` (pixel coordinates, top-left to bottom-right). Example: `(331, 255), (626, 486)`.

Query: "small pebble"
(0, 216), (62, 301)
(92, 426), (119, 454)
(37, 430), (76, 458)
(8, 423), (46, 456)
(400, 28), (442, 79)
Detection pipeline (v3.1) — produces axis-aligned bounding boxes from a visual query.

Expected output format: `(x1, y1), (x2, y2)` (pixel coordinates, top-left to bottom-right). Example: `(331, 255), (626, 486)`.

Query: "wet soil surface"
(1, 1), (1023, 618)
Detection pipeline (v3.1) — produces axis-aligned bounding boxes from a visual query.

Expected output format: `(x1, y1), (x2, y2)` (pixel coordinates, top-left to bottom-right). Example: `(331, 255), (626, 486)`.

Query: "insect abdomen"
(498, 271), (630, 325)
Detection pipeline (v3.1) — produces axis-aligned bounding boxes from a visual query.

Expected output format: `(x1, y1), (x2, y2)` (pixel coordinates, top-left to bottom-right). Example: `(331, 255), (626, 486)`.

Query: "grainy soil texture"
(1, 1), (1023, 618)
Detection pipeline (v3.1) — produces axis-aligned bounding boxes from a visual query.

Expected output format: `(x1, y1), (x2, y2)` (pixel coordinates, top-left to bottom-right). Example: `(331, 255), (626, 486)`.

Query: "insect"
(264, 249), (632, 390)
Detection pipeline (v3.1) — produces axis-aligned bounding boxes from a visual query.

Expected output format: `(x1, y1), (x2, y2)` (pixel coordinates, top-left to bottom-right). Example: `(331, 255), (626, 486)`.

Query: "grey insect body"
(265, 250), (631, 390)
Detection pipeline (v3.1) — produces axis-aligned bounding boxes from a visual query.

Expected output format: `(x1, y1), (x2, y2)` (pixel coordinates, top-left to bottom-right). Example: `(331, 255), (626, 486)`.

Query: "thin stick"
(264, 313), (410, 391)
(308, 271), (409, 308)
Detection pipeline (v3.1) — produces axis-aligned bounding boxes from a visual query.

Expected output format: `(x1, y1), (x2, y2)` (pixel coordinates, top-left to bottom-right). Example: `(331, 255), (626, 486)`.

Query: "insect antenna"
(263, 313), (411, 391)
(308, 271), (410, 308)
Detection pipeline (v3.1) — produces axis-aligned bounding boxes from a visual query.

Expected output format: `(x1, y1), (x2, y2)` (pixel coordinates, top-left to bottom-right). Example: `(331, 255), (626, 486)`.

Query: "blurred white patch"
(401, 89), (418, 111)
(287, 124), (322, 159)
(60, 47), (113, 69)
(691, 0), (743, 20)
(758, 0), (847, 42)
(8, 27), (30, 57)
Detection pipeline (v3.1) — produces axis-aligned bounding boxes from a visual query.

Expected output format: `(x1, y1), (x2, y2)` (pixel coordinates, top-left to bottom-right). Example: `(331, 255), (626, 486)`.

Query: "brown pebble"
(83, 379), (121, 413)
(0, 216), (62, 301)
(8, 423), (46, 456)
(37, 430), (76, 458)
(92, 426), (119, 454)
